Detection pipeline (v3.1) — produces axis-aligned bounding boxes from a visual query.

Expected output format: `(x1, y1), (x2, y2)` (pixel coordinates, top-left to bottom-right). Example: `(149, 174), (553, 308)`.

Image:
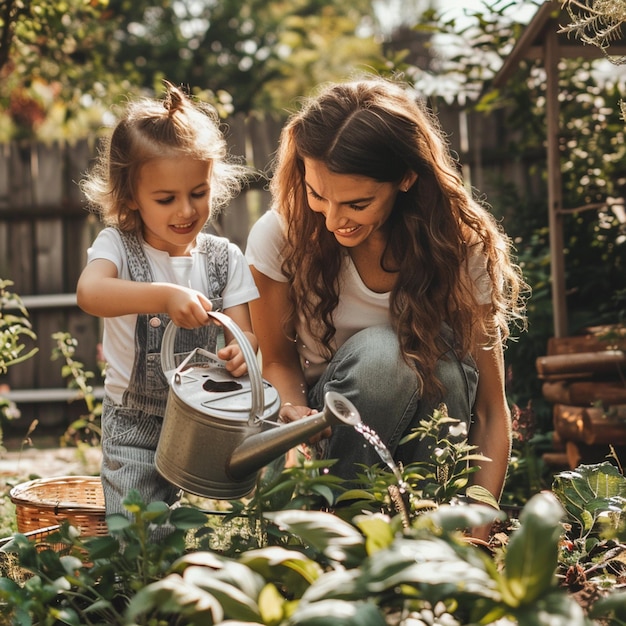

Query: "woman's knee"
(330, 326), (417, 395)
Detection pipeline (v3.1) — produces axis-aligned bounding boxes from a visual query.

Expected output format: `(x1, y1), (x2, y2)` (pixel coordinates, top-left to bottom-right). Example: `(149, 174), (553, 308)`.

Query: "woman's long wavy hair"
(271, 77), (528, 394)
(81, 81), (246, 232)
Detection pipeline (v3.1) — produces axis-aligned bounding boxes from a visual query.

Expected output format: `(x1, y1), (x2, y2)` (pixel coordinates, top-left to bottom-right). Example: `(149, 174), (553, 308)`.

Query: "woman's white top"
(245, 209), (490, 385)
(87, 227), (259, 403)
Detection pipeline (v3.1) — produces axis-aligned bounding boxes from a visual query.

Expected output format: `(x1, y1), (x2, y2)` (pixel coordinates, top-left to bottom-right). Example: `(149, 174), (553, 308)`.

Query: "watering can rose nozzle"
(227, 391), (361, 481)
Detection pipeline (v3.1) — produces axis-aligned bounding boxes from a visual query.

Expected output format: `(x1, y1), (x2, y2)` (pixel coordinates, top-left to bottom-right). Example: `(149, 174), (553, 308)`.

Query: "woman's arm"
(77, 258), (214, 329)
(248, 266), (309, 410)
(468, 328), (512, 541)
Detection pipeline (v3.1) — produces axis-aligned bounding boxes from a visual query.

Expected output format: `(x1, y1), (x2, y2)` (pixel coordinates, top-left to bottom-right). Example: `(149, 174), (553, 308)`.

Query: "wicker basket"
(9, 476), (107, 537)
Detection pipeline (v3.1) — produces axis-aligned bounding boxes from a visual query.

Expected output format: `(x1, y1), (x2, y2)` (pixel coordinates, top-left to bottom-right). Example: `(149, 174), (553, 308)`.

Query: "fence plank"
(33, 143), (64, 206)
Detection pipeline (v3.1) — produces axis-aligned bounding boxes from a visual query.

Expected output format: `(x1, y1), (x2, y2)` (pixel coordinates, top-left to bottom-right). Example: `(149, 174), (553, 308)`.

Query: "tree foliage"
(0, 0), (390, 140)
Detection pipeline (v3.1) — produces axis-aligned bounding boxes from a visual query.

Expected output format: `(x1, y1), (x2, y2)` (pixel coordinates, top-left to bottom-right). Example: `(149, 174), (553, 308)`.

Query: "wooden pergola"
(492, 0), (626, 338)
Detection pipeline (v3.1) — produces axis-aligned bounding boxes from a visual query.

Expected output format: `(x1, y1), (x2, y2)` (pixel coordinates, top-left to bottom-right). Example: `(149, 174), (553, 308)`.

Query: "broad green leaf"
(310, 483), (336, 505)
(552, 462), (626, 534)
(335, 489), (376, 503)
(258, 582), (286, 624)
(358, 537), (499, 604)
(239, 546), (323, 594)
(170, 506), (210, 530)
(127, 573), (223, 624)
(83, 598), (114, 614)
(172, 550), (226, 573)
(354, 514), (394, 554)
(427, 503), (504, 533)
(502, 492), (564, 606)
(299, 569), (362, 603)
(266, 510), (366, 567)
(289, 599), (387, 625)
(466, 484), (500, 509)
(178, 558), (265, 604)
(590, 590), (626, 621)
(514, 588), (589, 626)
(184, 565), (261, 622)
(105, 514), (131, 532)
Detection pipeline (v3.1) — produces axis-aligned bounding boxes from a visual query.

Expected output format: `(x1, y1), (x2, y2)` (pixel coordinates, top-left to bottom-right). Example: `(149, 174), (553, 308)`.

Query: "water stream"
(353, 421), (411, 526)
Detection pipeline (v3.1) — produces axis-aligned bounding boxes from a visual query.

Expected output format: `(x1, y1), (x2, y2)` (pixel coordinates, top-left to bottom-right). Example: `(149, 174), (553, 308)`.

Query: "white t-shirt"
(245, 210), (490, 385)
(87, 227), (259, 402)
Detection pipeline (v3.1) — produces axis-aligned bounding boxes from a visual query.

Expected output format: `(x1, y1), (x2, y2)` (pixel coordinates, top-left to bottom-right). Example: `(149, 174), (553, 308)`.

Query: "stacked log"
(535, 326), (626, 469)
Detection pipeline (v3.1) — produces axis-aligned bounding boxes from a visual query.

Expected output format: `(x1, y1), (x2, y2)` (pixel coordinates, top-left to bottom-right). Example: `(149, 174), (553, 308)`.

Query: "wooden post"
(545, 27), (568, 338)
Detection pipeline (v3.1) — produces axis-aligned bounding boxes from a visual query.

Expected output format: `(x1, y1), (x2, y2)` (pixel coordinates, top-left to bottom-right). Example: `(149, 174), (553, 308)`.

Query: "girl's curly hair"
(81, 81), (246, 232)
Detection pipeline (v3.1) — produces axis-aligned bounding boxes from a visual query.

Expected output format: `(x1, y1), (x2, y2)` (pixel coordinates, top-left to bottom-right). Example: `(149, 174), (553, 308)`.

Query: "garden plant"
(0, 374), (624, 624)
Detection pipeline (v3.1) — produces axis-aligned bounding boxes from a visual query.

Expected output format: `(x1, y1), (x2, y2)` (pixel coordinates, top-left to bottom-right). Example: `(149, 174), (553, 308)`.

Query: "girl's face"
(131, 157), (212, 256)
(303, 158), (415, 248)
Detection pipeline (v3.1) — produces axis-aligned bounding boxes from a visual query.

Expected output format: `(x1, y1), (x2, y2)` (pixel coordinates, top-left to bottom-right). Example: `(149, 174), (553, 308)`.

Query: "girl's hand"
(217, 343), (248, 377)
(165, 286), (213, 329)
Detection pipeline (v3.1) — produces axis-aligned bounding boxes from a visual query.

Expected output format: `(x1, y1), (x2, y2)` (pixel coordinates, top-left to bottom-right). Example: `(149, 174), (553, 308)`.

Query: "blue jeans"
(308, 325), (478, 480)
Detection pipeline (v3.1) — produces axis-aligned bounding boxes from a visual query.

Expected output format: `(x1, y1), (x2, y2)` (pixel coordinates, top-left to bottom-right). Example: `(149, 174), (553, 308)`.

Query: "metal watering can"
(155, 310), (361, 499)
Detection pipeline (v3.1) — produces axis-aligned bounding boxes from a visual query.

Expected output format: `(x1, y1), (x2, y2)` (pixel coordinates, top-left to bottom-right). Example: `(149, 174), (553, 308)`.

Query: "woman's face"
(303, 158), (414, 248)
(130, 157), (212, 256)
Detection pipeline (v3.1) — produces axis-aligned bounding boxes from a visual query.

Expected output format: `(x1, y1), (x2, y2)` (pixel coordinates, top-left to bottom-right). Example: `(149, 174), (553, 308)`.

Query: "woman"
(245, 77), (527, 522)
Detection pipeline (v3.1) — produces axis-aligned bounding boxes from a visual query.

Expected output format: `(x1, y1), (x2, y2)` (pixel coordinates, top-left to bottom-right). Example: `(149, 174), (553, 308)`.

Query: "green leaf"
(310, 483), (336, 505)
(427, 503), (504, 533)
(183, 565), (261, 622)
(127, 573), (223, 624)
(590, 590), (626, 621)
(266, 510), (366, 567)
(335, 489), (376, 503)
(358, 537), (499, 603)
(289, 599), (387, 625)
(552, 462), (626, 536)
(466, 484), (500, 509)
(50, 607), (80, 626)
(502, 492), (564, 606)
(258, 582), (287, 624)
(239, 545), (323, 594)
(298, 568), (362, 603)
(170, 506), (209, 530)
(105, 513), (131, 532)
(514, 589), (589, 626)
(84, 534), (119, 560)
(353, 514), (394, 554)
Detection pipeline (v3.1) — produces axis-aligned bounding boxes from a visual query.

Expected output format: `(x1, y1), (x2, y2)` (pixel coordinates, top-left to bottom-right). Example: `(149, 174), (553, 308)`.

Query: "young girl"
(77, 81), (259, 519)
(245, 77), (528, 539)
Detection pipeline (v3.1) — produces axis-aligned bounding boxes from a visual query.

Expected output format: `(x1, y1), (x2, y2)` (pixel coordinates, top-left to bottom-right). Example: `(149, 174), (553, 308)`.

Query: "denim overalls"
(100, 230), (229, 517)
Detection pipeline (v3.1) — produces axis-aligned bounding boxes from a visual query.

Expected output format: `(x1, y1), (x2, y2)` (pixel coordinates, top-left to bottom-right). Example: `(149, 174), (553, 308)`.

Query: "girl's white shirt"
(87, 227), (259, 403)
(245, 209), (490, 385)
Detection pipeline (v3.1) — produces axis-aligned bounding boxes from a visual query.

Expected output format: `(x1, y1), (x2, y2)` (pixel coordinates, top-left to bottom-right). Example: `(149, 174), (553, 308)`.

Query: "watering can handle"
(160, 311), (264, 420)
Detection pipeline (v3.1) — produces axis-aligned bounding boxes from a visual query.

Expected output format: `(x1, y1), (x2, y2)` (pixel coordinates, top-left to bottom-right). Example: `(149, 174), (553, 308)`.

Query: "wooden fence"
(0, 105), (531, 433)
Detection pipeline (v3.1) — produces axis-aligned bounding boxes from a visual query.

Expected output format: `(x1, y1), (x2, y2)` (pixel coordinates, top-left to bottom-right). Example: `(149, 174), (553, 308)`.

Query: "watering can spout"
(227, 391), (361, 480)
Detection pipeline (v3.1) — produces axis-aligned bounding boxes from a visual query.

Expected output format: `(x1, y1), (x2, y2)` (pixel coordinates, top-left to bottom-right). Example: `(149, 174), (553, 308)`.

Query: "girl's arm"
(77, 258), (214, 329)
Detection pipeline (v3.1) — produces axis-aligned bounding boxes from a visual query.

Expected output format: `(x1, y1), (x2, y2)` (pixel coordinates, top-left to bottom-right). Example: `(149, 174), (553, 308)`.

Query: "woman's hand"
(279, 403), (332, 442)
